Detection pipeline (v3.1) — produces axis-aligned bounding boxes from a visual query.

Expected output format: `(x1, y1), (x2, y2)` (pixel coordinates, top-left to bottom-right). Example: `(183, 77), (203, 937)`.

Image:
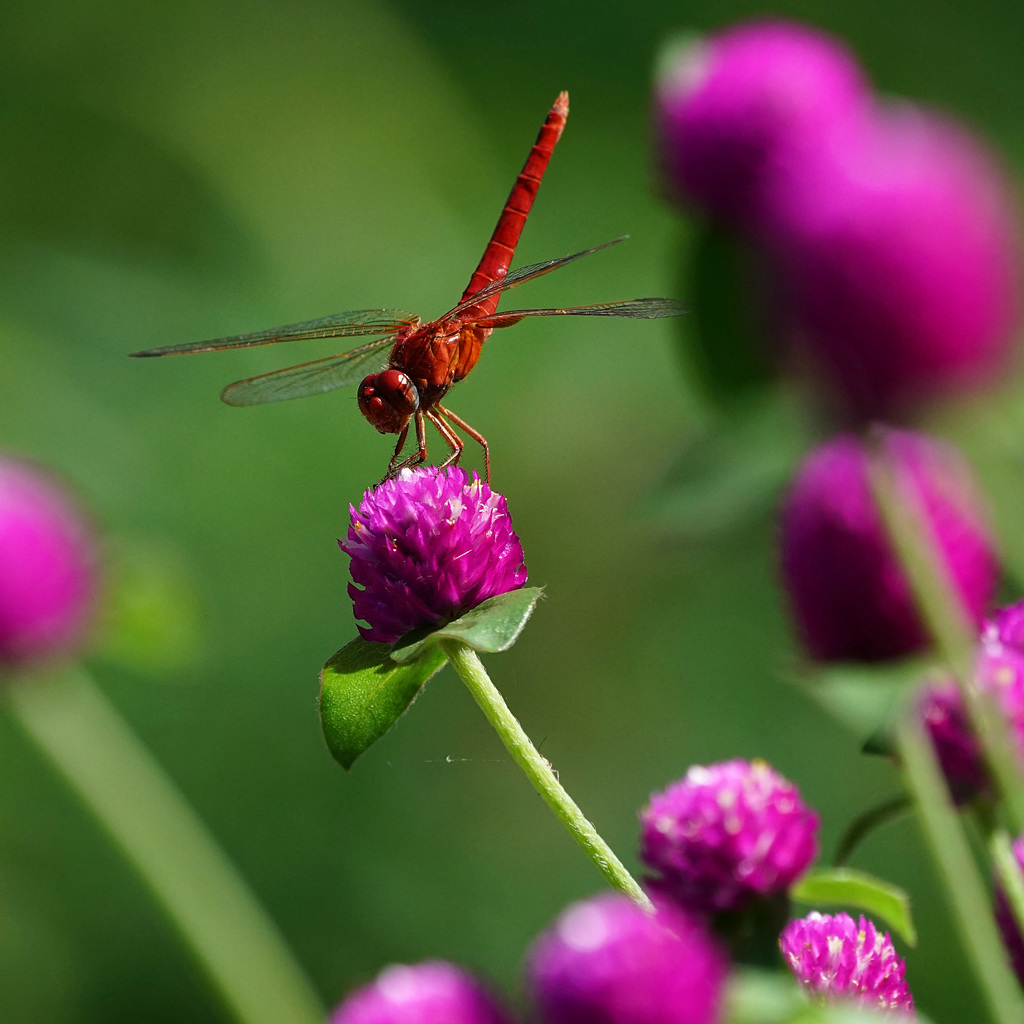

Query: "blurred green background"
(2, 0), (1024, 1020)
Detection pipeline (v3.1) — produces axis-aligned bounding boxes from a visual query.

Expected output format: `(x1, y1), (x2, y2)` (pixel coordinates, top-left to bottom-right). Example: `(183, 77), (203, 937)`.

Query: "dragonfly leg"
(436, 404), (490, 484)
(386, 412), (429, 479)
(385, 423), (410, 480)
(425, 408), (466, 475)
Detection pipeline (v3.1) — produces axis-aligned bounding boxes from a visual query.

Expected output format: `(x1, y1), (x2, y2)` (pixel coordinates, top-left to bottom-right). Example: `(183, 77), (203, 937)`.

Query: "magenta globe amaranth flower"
(640, 759), (819, 917)
(655, 20), (872, 227)
(994, 835), (1024, 985)
(921, 599), (1024, 801)
(340, 466), (528, 643)
(0, 457), (98, 666)
(780, 430), (998, 663)
(768, 105), (1022, 420)
(781, 912), (914, 1015)
(529, 893), (726, 1024)
(331, 961), (515, 1024)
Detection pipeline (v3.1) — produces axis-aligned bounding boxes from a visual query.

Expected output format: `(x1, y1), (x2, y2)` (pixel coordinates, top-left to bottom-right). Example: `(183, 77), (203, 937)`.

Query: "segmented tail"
(458, 92), (569, 320)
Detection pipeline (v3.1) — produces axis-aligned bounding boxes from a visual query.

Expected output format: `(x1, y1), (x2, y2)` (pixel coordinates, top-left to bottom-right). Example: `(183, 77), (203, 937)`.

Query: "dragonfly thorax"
(358, 369), (420, 434)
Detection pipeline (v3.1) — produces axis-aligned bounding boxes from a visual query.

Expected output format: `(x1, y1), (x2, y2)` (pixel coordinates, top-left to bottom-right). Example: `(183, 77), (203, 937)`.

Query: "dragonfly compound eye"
(357, 370), (420, 434)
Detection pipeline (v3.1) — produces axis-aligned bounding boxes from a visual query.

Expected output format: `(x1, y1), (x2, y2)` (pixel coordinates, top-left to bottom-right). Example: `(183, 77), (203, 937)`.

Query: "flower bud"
(780, 431), (997, 662)
(340, 467), (527, 644)
(780, 912), (914, 1015)
(528, 893), (726, 1024)
(654, 19), (871, 227)
(640, 759), (819, 916)
(330, 961), (515, 1024)
(0, 457), (98, 666)
(768, 105), (1022, 420)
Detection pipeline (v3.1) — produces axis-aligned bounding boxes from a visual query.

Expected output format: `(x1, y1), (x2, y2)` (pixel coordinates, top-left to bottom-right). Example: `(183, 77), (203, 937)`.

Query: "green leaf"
(791, 867), (917, 947)
(390, 587), (543, 665)
(319, 637), (447, 770)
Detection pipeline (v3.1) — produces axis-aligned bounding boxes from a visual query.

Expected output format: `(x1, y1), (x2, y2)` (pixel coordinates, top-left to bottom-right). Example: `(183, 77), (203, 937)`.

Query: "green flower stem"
(895, 706), (1024, 1024)
(992, 829), (1024, 959)
(5, 665), (324, 1024)
(439, 639), (653, 912)
(868, 447), (1024, 833)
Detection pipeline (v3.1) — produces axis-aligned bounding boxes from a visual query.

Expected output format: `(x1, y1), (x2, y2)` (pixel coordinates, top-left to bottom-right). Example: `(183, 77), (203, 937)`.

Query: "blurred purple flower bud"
(780, 912), (914, 1016)
(0, 457), (98, 666)
(768, 105), (1023, 420)
(919, 678), (988, 801)
(340, 467), (527, 644)
(529, 893), (726, 1024)
(654, 19), (872, 227)
(780, 430), (997, 662)
(331, 961), (515, 1024)
(986, 602), (1024, 650)
(640, 759), (819, 916)
(993, 835), (1024, 985)
(921, 599), (1024, 801)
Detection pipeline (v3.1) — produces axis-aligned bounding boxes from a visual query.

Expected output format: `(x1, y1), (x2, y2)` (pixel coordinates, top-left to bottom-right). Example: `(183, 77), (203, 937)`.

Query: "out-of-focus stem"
(896, 707), (1024, 1024)
(6, 666), (325, 1024)
(992, 829), (1024, 965)
(868, 447), (1024, 832)
(440, 639), (653, 912)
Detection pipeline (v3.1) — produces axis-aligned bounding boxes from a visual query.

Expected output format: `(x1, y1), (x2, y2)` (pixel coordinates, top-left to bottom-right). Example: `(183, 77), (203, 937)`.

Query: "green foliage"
(321, 589), (541, 768)
(319, 638), (447, 770)
(390, 587), (543, 664)
(792, 867), (917, 947)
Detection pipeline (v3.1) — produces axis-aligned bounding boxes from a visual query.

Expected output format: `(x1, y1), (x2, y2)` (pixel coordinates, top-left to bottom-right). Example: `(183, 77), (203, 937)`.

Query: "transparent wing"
(220, 339), (394, 407)
(468, 297), (685, 328)
(130, 309), (418, 357)
(440, 238), (628, 320)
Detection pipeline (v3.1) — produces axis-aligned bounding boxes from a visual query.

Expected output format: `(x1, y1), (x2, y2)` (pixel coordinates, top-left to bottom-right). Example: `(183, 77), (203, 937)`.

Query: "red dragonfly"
(131, 92), (682, 482)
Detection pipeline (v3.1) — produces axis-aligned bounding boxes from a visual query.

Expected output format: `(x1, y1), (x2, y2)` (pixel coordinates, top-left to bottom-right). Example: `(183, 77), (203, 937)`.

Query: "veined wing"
(220, 337), (394, 406)
(468, 297), (685, 328)
(440, 238), (628, 321)
(130, 309), (418, 358)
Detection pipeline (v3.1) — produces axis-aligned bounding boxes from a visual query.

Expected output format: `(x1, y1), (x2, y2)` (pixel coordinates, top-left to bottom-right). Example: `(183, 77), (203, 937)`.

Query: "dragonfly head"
(358, 369), (420, 434)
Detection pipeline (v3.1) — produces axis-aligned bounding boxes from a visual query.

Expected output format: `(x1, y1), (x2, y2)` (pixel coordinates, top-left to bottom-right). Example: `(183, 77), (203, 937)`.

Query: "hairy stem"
(440, 639), (652, 911)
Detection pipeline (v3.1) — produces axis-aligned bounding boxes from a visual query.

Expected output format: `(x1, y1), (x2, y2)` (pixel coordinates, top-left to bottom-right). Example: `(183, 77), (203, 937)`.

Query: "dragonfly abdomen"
(457, 91), (569, 322)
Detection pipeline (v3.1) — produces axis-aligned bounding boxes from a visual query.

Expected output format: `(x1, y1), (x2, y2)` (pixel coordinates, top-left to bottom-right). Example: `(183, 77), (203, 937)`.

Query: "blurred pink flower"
(780, 430), (997, 662)
(529, 893), (726, 1024)
(921, 600), (1024, 802)
(767, 105), (1023, 420)
(0, 457), (98, 666)
(331, 961), (515, 1024)
(654, 20), (872, 228)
